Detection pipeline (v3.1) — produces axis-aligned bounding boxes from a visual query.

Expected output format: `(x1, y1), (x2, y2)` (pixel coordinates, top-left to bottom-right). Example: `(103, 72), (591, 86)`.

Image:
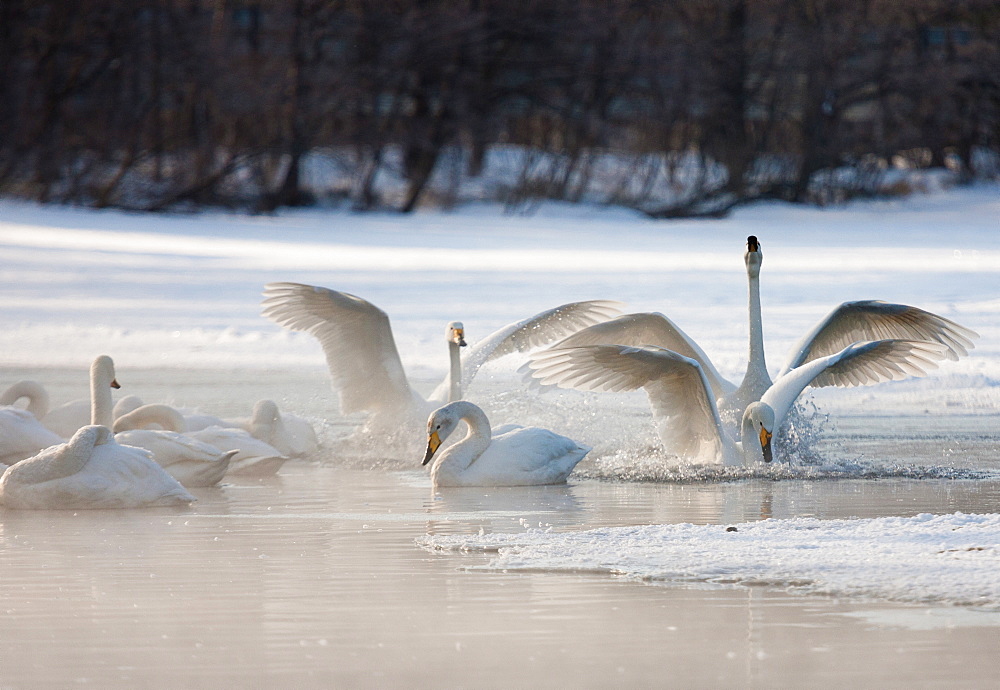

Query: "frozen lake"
(1, 186), (999, 687)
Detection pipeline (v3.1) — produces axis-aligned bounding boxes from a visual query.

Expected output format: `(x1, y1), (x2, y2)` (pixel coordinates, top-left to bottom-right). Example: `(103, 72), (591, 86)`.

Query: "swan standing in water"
(531, 236), (978, 432)
(261, 282), (623, 429)
(529, 339), (948, 465)
(422, 401), (589, 486)
(0, 381), (64, 466)
(0, 425), (194, 509)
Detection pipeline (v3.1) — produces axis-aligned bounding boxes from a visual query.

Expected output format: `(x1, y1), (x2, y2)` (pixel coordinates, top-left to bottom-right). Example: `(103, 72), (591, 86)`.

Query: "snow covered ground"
(2, 182), (999, 613)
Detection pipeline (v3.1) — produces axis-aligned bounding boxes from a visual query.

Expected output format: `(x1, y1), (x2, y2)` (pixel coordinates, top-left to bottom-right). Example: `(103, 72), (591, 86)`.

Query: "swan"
(187, 426), (289, 476)
(0, 407), (64, 467)
(113, 404), (235, 487)
(421, 400), (590, 486)
(261, 282), (623, 429)
(111, 400), (284, 477)
(0, 425), (194, 509)
(528, 339), (948, 465)
(238, 399), (318, 458)
(533, 236), (978, 429)
(0, 380), (63, 465)
(0, 380), (51, 419)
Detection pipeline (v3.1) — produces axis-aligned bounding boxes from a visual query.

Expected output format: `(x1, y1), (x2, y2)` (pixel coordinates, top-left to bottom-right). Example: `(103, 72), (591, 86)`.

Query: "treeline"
(1, 0), (998, 215)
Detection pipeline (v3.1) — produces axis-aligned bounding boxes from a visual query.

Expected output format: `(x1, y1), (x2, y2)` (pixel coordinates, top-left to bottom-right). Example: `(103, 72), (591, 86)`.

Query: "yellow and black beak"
(760, 427), (773, 463)
(422, 431), (442, 466)
(747, 235), (759, 252)
(111, 378), (121, 390)
(452, 328), (467, 347)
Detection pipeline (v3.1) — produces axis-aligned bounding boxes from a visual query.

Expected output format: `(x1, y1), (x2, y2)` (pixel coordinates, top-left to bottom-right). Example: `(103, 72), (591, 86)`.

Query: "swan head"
(447, 321), (467, 347)
(744, 235), (763, 278)
(92, 355), (121, 389)
(741, 401), (775, 463)
(422, 404), (463, 465)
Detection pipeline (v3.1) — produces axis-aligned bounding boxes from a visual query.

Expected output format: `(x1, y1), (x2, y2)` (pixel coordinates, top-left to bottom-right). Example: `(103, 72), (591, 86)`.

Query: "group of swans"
(261, 283), (620, 485)
(527, 236), (979, 465)
(0, 354), (321, 508)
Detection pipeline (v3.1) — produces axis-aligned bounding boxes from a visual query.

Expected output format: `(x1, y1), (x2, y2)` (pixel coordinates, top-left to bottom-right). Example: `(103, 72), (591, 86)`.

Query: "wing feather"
(780, 301), (978, 376)
(528, 345), (726, 459)
(766, 340), (948, 423)
(443, 300), (624, 399)
(533, 313), (736, 400)
(261, 282), (413, 415)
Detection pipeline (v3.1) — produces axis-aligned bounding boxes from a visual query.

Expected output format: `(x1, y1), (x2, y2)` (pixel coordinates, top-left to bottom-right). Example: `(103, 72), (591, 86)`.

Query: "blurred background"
(1, 0), (997, 215)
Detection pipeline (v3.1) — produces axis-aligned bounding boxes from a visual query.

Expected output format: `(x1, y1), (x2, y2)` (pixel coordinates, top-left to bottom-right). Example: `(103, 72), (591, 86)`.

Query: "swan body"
(534, 236), (978, 431)
(0, 425), (194, 509)
(261, 282), (623, 428)
(422, 401), (589, 486)
(0, 407), (64, 466)
(187, 426), (288, 476)
(529, 339), (949, 465)
(113, 405), (234, 487)
(41, 399), (93, 438)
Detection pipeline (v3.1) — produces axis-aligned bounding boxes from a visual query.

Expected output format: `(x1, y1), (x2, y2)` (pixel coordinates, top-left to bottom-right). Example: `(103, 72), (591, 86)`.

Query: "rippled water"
(2, 367), (999, 688)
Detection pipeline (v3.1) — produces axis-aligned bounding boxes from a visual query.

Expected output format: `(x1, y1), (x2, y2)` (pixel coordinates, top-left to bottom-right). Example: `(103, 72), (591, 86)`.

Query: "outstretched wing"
(528, 344), (726, 460)
(766, 339), (948, 424)
(261, 282), (413, 415)
(452, 300), (625, 394)
(531, 312), (736, 400)
(779, 301), (978, 376)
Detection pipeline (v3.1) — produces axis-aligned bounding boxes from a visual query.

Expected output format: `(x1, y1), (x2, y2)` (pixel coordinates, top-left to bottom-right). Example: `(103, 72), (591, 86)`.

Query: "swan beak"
(422, 431), (442, 465)
(452, 328), (467, 347)
(111, 378), (121, 390)
(759, 427), (773, 463)
(747, 235), (759, 252)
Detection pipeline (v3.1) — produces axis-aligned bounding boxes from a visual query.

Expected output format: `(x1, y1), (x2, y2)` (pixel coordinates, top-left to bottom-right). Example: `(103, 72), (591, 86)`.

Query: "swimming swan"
(113, 404), (235, 487)
(187, 426), (289, 476)
(532, 236), (978, 428)
(0, 425), (195, 509)
(528, 339), (948, 465)
(421, 400), (590, 486)
(261, 282), (623, 427)
(0, 380), (63, 466)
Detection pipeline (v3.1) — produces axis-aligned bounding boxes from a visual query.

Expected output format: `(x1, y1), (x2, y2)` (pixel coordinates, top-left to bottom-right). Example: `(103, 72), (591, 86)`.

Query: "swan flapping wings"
(261, 282), (624, 420)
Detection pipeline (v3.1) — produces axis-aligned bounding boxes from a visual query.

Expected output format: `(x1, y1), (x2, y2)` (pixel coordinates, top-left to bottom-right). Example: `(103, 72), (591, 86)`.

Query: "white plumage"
(422, 401), (589, 486)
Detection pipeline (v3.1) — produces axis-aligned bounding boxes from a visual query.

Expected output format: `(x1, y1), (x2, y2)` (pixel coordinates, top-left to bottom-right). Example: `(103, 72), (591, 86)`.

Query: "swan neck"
(113, 404), (185, 433)
(7, 426), (103, 485)
(746, 271), (768, 377)
(0, 381), (50, 418)
(447, 340), (463, 402)
(449, 402), (492, 470)
(91, 362), (116, 428)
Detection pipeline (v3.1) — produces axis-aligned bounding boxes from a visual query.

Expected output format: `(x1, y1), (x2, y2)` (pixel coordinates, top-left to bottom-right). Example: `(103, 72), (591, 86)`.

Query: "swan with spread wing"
(530, 236), (977, 430)
(529, 339), (949, 465)
(261, 282), (623, 429)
